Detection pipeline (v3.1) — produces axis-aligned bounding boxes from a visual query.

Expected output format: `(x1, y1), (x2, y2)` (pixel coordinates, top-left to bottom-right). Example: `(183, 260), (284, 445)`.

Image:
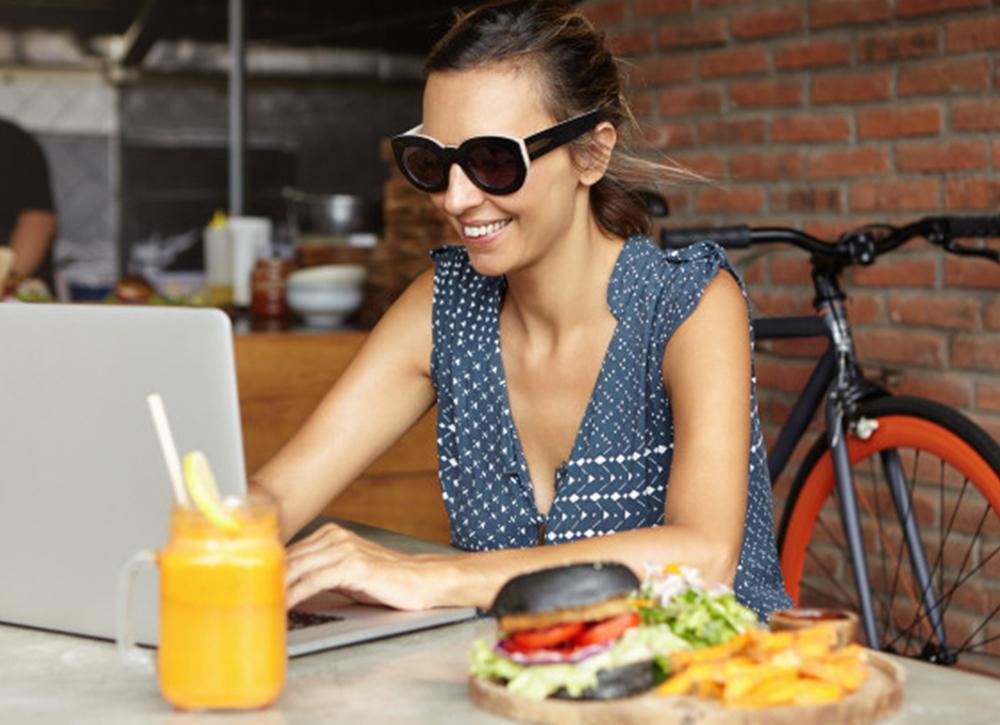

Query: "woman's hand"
(285, 522), (447, 610)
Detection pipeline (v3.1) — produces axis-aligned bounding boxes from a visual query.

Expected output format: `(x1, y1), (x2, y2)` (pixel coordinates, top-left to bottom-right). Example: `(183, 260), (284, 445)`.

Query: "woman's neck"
(502, 208), (625, 347)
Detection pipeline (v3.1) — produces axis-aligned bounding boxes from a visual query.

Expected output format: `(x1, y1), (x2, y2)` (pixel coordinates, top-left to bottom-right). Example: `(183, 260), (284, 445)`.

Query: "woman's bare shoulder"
(391, 266), (436, 315)
(363, 267), (435, 375)
(661, 269), (749, 393)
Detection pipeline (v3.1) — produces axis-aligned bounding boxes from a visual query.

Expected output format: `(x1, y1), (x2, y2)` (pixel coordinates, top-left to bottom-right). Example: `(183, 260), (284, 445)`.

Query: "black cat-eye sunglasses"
(390, 109), (602, 195)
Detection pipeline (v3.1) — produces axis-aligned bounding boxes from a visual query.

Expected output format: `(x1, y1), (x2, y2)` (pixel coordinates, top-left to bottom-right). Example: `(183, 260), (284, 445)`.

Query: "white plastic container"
(203, 210), (232, 306)
(228, 216), (272, 308)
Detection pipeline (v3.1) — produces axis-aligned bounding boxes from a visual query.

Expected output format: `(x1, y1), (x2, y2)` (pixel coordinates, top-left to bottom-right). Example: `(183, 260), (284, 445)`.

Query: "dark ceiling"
(0, 0), (497, 56)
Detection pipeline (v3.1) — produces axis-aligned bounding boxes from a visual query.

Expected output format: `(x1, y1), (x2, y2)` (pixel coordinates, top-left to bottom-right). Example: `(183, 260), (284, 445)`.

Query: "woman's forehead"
(421, 64), (555, 143)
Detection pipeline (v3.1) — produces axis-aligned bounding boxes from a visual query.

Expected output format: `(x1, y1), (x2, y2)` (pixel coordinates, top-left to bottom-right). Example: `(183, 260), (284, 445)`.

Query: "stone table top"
(2, 618), (999, 724)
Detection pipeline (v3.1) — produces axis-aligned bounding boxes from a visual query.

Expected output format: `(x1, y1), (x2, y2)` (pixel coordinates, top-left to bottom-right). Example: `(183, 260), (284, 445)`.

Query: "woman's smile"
(462, 217), (512, 246)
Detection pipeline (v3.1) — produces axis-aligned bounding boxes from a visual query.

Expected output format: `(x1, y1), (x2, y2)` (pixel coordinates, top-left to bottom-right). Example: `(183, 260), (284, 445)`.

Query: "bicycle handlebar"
(661, 215), (1000, 265)
(660, 225), (753, 249)
(932, 214), (1000, 239)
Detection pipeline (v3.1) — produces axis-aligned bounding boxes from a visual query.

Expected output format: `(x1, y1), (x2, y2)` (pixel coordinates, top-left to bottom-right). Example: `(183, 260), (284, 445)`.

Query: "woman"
(256, 0), (791, 617)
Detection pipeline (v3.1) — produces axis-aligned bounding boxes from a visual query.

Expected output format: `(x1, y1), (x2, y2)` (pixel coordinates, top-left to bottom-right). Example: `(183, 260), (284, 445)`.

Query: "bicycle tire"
(777, 395), (1000, 673)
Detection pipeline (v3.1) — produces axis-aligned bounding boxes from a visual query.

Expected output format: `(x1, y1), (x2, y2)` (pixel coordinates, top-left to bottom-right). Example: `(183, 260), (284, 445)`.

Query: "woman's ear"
(579, 121), (617, 187)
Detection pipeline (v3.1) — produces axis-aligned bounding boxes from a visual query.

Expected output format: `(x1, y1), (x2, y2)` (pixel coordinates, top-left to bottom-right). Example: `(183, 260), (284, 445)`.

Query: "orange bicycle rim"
(780, 415), (1000, 604)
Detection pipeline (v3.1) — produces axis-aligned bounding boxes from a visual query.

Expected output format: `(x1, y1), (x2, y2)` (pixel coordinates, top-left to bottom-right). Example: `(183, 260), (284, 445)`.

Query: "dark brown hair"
(425, 0), (694, 239)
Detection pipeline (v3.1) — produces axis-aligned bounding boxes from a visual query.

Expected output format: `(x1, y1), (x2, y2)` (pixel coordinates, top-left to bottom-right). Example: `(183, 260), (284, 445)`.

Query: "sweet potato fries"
(656, 623), (868, 708)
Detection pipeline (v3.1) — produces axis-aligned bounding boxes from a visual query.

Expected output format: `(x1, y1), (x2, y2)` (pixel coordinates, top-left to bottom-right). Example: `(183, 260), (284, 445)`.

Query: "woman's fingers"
(285, 533), (354, 588)
(286, 557), (352, 608)
(284, 524), (414, 608)
(286, 551), (404, 609)
(286, 536), (339, 572)
(286, 524), (359, 580)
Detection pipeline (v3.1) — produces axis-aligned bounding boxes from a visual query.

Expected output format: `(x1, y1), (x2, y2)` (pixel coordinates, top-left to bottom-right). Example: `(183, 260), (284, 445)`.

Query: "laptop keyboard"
(287, 609), (344, 631)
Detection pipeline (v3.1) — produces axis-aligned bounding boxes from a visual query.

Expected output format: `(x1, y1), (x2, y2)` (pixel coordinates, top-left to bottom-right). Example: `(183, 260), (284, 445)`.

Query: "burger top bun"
(490, 562), (639, 617)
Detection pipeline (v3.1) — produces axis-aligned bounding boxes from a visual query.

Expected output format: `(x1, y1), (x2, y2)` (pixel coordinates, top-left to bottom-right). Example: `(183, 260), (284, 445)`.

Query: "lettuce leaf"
(635, 569), (760, 648)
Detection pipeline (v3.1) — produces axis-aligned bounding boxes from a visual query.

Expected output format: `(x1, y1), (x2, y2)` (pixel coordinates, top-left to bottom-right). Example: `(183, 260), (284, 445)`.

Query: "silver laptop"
(0, 303), (475, 657)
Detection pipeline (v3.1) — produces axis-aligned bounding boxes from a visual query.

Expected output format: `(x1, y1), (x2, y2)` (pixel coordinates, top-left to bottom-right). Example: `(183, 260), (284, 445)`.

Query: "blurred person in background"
(1, 116), (57, 294)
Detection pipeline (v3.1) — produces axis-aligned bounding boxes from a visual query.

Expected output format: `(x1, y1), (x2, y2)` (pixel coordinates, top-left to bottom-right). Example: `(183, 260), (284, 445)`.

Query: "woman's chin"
(463, 236), (514, 277)
(465, 250), (509, 278)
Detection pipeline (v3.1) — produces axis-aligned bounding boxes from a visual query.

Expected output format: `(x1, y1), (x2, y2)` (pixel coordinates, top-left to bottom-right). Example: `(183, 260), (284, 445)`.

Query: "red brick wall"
(580, 0), (1000, 494)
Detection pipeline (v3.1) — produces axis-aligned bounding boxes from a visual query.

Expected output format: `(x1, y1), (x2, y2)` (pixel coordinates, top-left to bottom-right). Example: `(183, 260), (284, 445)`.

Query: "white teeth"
(463, 219), (510, 238)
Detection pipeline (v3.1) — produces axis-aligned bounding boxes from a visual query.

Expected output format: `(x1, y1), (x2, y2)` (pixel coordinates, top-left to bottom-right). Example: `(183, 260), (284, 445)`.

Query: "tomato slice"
(574, 612), (641, 647)
(509, 621), (585, 651)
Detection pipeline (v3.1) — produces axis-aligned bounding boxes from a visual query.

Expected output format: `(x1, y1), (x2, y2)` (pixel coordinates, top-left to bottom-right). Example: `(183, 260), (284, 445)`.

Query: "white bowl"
(287, 263), (366, 288)
(286, 264), (366, 327)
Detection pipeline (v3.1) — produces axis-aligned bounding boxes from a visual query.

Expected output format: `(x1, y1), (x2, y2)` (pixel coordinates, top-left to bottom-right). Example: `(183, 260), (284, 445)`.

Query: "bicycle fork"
(880, 450), (954, 662)
(818, 291), (883, 647)
(817, 289), (952, 658)
(825, 396), (879, 647)
(826, 395), (953, 659)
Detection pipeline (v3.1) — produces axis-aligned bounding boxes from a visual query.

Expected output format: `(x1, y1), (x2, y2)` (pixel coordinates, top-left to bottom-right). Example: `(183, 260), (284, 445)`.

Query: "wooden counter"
(233, 331), (450, 544)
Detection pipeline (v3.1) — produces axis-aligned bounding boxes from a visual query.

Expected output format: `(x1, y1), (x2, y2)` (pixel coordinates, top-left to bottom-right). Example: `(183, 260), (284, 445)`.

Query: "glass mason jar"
(118, 496), (286, 710)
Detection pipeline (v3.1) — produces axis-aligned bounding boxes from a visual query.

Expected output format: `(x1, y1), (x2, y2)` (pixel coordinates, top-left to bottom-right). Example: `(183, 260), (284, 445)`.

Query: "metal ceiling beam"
(228, 0), (245, 216)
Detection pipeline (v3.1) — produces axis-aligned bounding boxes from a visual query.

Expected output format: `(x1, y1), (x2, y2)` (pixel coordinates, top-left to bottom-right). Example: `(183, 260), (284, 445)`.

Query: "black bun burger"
(471, 562), (684, 701)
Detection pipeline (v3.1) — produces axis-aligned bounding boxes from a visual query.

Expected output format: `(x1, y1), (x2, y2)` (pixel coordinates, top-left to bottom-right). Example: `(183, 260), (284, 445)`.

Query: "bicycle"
(661, 215), (1000, 675)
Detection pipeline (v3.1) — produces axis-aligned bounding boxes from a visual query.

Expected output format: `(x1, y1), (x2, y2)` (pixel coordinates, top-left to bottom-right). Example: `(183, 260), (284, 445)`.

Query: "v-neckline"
(492, 238), (635, 520)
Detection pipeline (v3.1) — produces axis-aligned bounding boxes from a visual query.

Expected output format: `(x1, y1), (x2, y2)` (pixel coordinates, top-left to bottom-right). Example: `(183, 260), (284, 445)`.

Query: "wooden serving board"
(469, 651), (904, 725)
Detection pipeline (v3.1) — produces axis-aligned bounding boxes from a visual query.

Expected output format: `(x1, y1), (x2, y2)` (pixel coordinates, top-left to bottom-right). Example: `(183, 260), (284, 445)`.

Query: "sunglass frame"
(390, 109), (602, 196)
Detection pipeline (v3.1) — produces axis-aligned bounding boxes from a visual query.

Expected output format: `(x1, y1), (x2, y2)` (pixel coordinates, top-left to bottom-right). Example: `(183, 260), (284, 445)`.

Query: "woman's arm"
(251, 268), (437, 541)
(286, 271), (753, 610)
(657, 269), (751, 584)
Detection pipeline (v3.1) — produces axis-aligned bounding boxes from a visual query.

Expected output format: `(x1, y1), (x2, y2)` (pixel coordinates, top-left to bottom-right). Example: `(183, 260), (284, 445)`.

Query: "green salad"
(632, 564), (760, 664)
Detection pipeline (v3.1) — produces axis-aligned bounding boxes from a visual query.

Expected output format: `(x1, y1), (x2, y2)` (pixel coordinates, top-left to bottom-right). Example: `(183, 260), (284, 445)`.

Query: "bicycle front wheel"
(778, 395), (1000, 675)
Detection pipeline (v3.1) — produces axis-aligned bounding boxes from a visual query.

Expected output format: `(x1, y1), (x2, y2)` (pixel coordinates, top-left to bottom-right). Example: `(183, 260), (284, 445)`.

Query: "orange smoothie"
(157, 499), (286, 710)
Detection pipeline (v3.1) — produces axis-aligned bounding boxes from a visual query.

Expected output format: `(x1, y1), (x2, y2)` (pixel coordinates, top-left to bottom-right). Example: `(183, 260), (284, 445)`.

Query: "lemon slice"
(182, 450), (242, 533)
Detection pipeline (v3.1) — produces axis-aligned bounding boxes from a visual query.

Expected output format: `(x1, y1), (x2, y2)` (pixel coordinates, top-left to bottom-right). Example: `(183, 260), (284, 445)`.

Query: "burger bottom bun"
(498, 595), (632, 635)
(551, 660), (656, 701)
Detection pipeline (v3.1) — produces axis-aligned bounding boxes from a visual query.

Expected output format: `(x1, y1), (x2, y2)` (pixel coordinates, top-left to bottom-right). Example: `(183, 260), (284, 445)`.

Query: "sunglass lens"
(401, 146), (445, 189)
(467, 144), (519, 192)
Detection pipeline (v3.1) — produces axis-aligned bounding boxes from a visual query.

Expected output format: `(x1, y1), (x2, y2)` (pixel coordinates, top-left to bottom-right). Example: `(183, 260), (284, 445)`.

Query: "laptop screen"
(0, 304), (246, 644)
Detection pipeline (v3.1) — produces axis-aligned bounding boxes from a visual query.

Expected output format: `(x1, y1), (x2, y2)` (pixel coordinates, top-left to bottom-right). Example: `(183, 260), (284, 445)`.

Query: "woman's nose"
(441, 163), (486, 217)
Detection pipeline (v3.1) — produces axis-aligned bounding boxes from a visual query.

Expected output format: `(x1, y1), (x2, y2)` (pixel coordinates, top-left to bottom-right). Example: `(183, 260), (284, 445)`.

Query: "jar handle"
(115, 550), (157, 669)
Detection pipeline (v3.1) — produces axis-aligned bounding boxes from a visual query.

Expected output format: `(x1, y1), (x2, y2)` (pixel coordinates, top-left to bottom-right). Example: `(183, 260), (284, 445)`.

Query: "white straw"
(146, 393), (191, 507)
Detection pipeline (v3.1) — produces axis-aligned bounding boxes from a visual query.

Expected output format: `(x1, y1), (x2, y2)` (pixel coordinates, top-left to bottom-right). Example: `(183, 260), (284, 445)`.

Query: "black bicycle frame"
(752, 315), (836, 484)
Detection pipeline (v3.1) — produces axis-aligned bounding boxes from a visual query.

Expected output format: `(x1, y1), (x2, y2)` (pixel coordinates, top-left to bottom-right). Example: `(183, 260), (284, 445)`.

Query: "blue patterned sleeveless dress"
(429, 235), (791, 617)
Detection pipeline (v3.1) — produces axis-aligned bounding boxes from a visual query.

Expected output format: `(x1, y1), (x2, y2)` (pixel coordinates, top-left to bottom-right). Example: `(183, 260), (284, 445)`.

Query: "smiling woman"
(251, 0), (792, 619)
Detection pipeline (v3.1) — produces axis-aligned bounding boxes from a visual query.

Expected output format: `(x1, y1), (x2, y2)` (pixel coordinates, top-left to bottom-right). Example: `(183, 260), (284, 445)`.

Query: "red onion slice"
(494, 640), (612, 665)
